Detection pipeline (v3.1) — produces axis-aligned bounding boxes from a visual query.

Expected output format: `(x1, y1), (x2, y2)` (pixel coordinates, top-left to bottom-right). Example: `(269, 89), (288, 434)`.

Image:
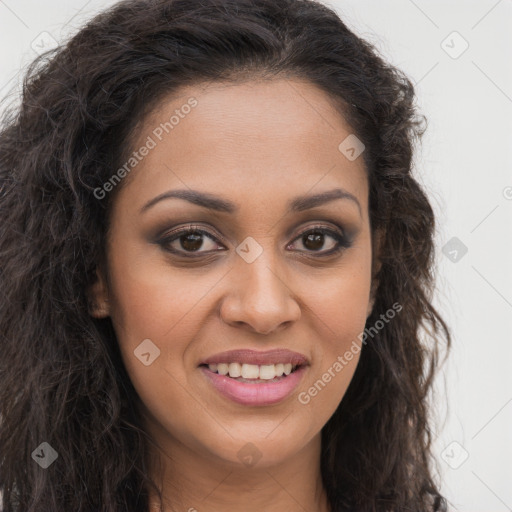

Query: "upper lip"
(200, 349), (309, 367)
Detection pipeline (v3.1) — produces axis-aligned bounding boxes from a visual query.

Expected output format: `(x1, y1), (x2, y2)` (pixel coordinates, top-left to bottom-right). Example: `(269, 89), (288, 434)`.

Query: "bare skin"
(88, 78), (378, 512)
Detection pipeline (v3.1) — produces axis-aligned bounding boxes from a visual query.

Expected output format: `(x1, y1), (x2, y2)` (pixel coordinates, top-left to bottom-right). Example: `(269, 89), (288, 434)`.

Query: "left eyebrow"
(289, 188), (362, 217)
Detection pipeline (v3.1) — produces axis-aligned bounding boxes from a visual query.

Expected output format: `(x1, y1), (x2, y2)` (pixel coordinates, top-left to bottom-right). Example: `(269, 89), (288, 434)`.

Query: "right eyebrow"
(140, 189), (237, 214)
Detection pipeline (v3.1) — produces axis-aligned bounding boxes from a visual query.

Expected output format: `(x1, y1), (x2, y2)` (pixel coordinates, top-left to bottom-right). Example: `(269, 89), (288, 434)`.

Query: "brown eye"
(288, 226), (351, 255)
(179, 232), (206, 252)
(302, 231), (329, 251)
(158, 226), (225, 255)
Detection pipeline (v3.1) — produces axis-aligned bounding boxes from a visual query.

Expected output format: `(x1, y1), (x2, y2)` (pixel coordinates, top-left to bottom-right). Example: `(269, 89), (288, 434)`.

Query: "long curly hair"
(0, 0), (451, 510)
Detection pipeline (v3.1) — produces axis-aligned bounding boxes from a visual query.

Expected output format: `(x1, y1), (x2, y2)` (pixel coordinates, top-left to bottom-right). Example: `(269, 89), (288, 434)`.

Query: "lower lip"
(200, 365), (307, 406)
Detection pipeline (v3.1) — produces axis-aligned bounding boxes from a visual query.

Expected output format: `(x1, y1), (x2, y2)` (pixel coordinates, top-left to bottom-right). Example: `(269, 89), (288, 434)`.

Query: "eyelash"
(156, 223), (353, 258)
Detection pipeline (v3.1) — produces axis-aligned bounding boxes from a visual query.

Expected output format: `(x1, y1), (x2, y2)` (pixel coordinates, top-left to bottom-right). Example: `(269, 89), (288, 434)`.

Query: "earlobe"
(367, 227), (384, 318)
(366, 295), (376, 318)
(87, 267), (110, 318)
(367, 279), (378, 318)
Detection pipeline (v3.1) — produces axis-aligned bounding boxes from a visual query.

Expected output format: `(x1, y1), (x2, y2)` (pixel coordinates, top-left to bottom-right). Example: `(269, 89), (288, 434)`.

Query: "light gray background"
(1, 1), (511, 511)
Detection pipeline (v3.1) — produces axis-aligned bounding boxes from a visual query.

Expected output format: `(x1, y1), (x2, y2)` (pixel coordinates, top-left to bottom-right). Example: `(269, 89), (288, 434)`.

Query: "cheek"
(304, 246), (373, 343)
(107, 243), (219, 342)
(294, 249), (372, 415)
(105, 244), (224, 397)
(105, 252), (217, 445)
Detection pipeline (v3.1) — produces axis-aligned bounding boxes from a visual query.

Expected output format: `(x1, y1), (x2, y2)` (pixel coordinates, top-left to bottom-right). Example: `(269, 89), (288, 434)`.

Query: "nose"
(219, 249), (301, 335)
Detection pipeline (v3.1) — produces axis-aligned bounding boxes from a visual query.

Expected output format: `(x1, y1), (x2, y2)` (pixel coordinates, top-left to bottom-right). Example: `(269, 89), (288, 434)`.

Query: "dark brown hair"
(0, 0), (450, 510)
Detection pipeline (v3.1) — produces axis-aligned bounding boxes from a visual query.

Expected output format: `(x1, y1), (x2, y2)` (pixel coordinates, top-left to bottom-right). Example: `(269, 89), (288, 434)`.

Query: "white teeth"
(207, 362), (299, 379)
(228, 362), (242, 378)
(217, 363), (229, 375)
(259, 365), (276, 380)
(241, 363), (260, 379)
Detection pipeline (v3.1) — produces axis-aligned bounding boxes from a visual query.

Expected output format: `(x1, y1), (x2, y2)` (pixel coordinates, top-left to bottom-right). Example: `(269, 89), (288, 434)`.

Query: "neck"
(145, 423), (330, 512)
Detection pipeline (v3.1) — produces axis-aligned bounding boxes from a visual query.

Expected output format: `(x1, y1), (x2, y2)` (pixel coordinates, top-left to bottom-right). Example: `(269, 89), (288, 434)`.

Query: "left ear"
(87, 266), (111, 318)
(367, 227), (384, 318)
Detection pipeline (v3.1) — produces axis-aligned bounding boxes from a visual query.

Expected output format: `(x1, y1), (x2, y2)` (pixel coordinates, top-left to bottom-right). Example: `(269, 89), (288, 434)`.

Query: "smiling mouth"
(200, 362), (301, 382)
(199, 360), (307, 406)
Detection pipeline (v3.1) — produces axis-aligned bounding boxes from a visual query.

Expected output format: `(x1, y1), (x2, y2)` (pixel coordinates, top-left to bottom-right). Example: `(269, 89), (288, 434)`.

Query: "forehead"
(116, 78), (368, 216)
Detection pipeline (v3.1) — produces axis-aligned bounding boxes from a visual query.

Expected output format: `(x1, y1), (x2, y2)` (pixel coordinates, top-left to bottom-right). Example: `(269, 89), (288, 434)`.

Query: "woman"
(0, 0), (451, 510)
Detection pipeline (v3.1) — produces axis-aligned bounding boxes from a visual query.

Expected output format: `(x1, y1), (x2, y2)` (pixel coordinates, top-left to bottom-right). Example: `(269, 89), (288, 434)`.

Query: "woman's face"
(91, 78), (375, 469)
